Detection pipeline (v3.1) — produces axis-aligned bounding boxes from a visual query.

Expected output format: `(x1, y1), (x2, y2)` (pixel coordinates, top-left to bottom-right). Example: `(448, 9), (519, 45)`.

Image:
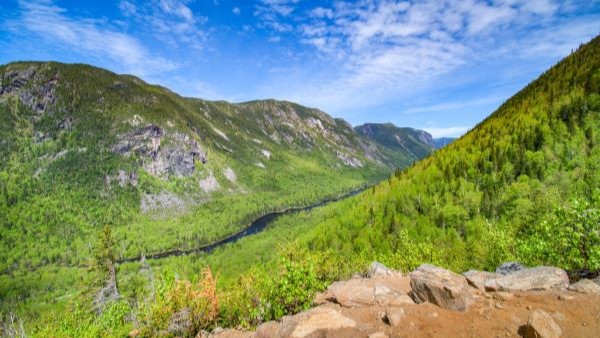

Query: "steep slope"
(299, 35), (600, 273)
(355, 123), (435, 161)
(0, 61), (407, 277)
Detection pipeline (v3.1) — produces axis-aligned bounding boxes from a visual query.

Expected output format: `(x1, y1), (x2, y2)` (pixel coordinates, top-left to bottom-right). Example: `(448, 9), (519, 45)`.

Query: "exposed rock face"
(199, 170), (220, 193)
(336, 150), (363, 167)
(1, 66), (58, 114)
(496, 262), (526, 275)
(410, 264), (472, 311)
(117, 170), (138, 187)
(112, 124), (207, 179)
(484, 267), (569, 292)
(524, 310), (562, 338)
(568, 279), (600, 294)
(463, 270), (498, 290)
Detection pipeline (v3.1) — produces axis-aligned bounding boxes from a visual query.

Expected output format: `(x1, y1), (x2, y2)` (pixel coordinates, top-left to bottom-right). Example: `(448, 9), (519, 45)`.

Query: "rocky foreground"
(201, 263), (600, 338)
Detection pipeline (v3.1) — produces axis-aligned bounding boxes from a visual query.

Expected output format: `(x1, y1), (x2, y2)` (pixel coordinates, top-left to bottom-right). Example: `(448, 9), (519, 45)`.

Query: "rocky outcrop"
(523, 310), (562, 338)
(251, 305), (356, 338)
(463, 270), (498, 290)
(496, 262), (525, 275)
(1, 66), (58, 114)
(368, 261), (400, 278)
(410, 264), (473, 311)
(201, 262), (598, 338)
(336, 150), (363, 167)
(484, 267), (569, 292)
(112, 124), (207, 179)
(568, 279), (600, 294)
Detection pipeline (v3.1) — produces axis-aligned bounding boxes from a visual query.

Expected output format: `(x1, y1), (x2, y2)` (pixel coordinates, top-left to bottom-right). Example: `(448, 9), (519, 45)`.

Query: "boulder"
(524, 310), (562, 338)
(368, 261), (398, 277)
(463, 270), (498, 290)
(568, 279), (600, 294)
(326, 278), (376, 307)
(278, 306), (357, 338)
(409, 264), (473, 311)
(496, 262), (525, 275)
(385, 306), (405, 327)
(484, 267), (569, 292)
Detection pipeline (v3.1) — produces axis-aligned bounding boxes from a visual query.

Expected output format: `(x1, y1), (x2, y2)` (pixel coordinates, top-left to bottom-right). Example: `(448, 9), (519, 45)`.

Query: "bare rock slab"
(279, 306), (357, 338)
(524, 310), (562, 338)
(326, 278), (376, 307)
(568, 278), (600, 294)
(485, 267), (569, 292)
(463, 270), (498, 290)
(410, 264), (473, 311)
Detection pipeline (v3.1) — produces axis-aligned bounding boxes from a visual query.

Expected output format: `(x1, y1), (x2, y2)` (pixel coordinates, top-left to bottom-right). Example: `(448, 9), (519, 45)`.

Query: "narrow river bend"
(117, 186), (367, 264)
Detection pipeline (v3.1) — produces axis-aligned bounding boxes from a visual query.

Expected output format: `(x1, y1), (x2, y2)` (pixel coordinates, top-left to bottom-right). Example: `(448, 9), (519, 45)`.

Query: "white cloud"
(16, 0), (176, 76)
(422, 126), (470, 138)
(232, 7), (240, 15)
(118, 0), (208, 50)
(270, 0), (597, 115)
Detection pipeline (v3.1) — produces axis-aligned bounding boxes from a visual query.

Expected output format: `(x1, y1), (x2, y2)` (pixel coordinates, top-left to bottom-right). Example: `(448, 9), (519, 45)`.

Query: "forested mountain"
(298, 35), (600, 273)
(355, 123), (435, 160)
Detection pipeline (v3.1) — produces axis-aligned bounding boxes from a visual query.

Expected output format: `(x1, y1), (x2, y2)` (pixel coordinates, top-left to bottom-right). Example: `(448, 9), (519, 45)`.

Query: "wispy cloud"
(119, 0), (208, 50)
(14, 0), (176, 76)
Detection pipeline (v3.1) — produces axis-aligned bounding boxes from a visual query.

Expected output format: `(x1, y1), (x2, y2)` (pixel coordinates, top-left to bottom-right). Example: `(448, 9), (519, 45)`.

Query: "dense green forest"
(1, 34), (599, 337)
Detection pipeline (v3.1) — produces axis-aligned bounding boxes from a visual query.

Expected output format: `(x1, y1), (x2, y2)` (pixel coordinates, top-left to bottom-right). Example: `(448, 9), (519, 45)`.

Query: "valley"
(0, 22), (599, 338)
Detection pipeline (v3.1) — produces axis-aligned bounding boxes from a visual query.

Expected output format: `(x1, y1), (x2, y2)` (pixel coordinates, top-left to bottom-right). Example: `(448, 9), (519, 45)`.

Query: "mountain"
(0, 61), (436, 278)
(299, 35), (600, 274)
(354, 123), (434, 161)
(432, 137), (455, 148)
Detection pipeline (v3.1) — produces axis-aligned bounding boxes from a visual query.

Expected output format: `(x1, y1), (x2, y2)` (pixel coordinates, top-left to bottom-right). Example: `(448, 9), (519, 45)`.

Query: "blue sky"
(1, 0), (599, 137)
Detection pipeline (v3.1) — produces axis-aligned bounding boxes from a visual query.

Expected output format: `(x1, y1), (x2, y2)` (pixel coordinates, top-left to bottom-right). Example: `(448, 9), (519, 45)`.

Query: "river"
(117, 186), (367, 264)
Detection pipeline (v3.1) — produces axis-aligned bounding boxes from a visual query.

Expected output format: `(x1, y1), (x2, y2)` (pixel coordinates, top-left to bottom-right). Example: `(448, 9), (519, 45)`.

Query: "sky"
(1, 0), (599, 137)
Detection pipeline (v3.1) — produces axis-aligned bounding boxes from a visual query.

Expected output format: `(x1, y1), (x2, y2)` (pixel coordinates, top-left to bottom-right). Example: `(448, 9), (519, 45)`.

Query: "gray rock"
(58, 117), (72, 130)
(524, 310), (562, 338)
(368, 261), (398, 277)
(484, 267), (569, 292)
(463, 270), (498, 290)
(112, 124), (207, 179)
(568, 279), (600, 294)
(496, 262), (526, 275)
(410, 264), (473, 311)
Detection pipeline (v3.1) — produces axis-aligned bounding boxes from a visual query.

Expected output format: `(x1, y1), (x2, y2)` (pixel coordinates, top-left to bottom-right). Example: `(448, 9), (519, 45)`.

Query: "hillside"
(355, 123), (435, 161)
(0, 61), (435, 331)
